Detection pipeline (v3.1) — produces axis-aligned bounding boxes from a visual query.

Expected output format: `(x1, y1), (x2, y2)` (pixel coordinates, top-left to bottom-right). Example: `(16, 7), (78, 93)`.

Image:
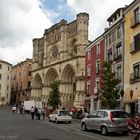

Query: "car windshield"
(112, 111), (130, 118)
(59, 111), (70, 116)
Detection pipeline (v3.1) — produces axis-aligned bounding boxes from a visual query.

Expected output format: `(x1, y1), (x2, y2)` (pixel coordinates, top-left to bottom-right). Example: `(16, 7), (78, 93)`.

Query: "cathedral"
(31, 13), (89, 109)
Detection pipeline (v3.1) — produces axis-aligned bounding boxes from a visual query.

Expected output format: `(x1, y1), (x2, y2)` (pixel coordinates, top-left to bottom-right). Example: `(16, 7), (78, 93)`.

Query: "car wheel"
(101, 126), (108, 136)
(81, 123), (87, 131)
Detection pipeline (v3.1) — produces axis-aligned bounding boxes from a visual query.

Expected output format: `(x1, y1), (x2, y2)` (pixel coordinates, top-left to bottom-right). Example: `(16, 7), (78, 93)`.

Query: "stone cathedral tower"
(31, 13), (89, 109)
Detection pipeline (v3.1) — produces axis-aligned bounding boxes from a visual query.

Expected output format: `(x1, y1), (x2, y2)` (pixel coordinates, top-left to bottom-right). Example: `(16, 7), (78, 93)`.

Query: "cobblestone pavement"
(0, 106), (136, 140)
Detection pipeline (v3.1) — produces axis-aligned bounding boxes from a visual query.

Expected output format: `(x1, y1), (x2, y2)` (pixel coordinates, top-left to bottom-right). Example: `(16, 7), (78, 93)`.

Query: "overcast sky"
(0, 0), (133, 65)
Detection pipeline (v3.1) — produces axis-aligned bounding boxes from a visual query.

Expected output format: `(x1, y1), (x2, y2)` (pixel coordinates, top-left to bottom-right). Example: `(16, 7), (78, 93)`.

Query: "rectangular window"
(112, 31), (116, 43)
(96, 60), (100, 74)
(95, 78), (100, 92)
(116, 43), (122, 56)
(133, 63), (140, 78)
(116, 66), (121, 80)
(0, 74), (1, 79)
(114, 43), (122, 60)
(109, 34), (112, 45)
(105, 37), (108, 47)
(88, 50), (91, 60)
(117, 26), (121, 39)
(134, 7), (139, 24)
(87, 64), (91, 77)
(0, 64), (2, 69)
(134, 33), (140, 51)
(0, 84), (1, 89)
(87, 81), (90, 95)
(107, 48), (112, 61)
(96, 44), (100, 54)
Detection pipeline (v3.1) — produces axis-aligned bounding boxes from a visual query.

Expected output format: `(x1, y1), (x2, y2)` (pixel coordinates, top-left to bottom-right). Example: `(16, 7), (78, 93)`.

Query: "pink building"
(85, 34), (105, 113)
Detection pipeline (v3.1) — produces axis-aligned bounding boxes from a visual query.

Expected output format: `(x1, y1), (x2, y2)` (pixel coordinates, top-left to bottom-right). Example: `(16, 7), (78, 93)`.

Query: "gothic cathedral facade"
(31, 13), (89, 109)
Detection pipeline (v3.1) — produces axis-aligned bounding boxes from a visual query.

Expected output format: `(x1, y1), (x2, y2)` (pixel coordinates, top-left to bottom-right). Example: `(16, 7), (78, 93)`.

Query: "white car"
(48, 110), (72, 123)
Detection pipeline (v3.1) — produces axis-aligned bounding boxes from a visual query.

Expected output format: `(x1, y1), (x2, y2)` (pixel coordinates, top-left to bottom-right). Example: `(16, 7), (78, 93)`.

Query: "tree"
(48, 81), (61, 109)
(100, 61), (120, 109)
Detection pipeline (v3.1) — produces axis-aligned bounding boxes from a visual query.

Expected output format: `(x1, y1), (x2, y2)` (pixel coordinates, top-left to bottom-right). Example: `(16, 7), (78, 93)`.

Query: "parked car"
(48, 110), (72, 123)
(81, 109), (130, 135)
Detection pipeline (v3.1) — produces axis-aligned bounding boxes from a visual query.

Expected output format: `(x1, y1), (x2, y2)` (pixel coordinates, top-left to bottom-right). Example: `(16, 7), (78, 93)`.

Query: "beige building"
(104, 7), (126, 109)
(11, 59), (32, 104)
(31, 13), (89, 109)
(0, 60), (12, 105)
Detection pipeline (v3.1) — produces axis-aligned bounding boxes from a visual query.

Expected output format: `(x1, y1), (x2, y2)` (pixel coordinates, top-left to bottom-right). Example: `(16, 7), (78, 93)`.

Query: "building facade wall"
(31, 13), (89, 109)
(0, 60), (12, 105)
(11, 59), (32, 104)
(103, 8), (125, 110)
(85, 36), (105, 113)
(124, 0), (140, 114)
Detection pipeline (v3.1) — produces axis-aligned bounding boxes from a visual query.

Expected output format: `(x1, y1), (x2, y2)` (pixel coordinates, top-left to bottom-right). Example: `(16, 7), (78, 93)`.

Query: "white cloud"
(0, 0), (134, 65)
(0, 0), (52, 65)
(67, 0), (133, 40)
(0, 39), (32, 65)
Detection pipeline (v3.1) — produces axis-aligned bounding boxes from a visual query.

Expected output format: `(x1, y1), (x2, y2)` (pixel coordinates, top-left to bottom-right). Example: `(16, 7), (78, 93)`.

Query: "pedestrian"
(19, 105), (23, 114)
(22, 105), (25, 114)
(41, 108), (46, 120)
(31, 106), (35, 120)
(34, 106), (38, 119)
(37, 108), (41, 120)
(12, 105), (16, 114)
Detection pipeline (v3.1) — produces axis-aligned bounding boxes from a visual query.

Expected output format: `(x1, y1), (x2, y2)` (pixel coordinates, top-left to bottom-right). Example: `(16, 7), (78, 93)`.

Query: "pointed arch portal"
(31, 73), (43, 99)
(61, 64), (76, 107)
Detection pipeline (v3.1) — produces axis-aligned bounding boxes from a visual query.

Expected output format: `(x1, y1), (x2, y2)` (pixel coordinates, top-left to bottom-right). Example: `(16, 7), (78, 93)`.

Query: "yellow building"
(124, 0), (140, 114)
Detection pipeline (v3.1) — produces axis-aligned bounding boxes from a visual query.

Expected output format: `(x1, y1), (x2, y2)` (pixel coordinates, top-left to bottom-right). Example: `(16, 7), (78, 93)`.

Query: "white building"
(0, 60), (12, 105)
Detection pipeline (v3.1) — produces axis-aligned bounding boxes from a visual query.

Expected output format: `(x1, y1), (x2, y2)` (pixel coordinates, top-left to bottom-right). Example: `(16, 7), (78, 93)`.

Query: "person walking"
(34, 106), (38, 120)
(37, 108), (41, 120)
(41, 108), (46, 120)
(12, 105), (16, 114)
(31, 106), (35, 120)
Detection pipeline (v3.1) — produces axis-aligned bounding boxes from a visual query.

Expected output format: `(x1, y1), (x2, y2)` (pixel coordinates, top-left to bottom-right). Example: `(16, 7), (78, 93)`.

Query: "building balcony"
(130, 42), (140, 54)
(131, 14), (140, 28)
(130, 72), (140, 84)
(113, 52), (122, 61)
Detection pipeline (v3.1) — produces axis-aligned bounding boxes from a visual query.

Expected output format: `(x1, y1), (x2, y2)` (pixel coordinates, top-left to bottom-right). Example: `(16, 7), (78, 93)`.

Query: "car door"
(94, 111), (106, 130)
(85, 114), (96, 130)
(52, 110), (57, 121)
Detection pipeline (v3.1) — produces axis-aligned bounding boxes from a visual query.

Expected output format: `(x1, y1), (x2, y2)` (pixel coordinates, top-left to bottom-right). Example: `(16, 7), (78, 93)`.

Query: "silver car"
(81, 109), (130, 135)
